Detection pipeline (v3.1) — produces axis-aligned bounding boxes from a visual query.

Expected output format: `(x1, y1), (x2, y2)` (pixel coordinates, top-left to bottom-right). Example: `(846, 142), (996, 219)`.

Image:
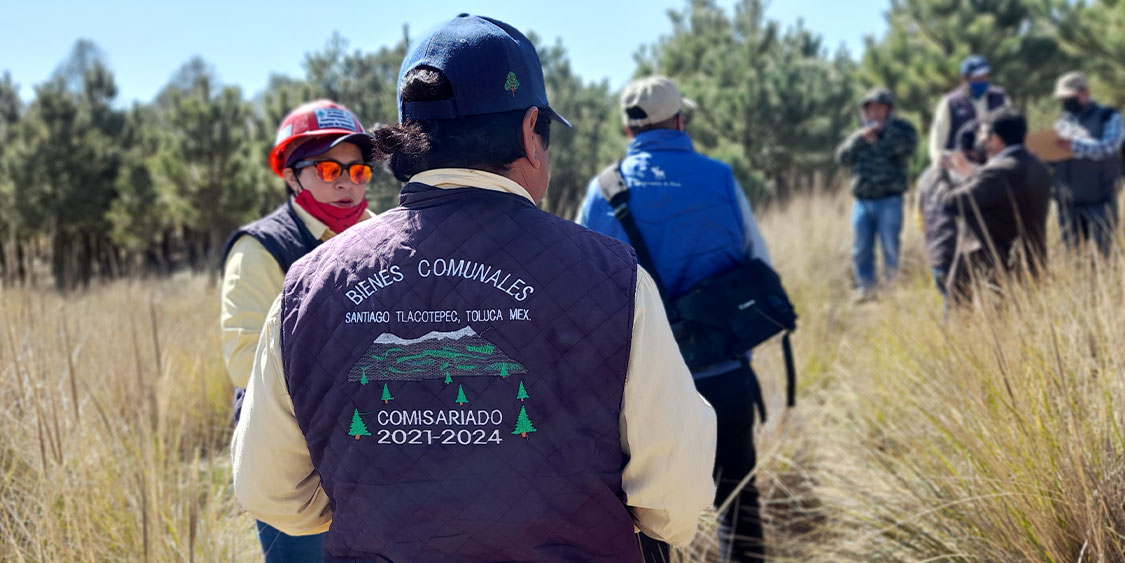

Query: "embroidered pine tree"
(443, 371), (453, 384)
(504, 72), (520, 97)
(349, 409), (371, 440)
(359, 366), (369, 385)
(381, 384), (394, 404)
(516, 381), (529, 402)
(455, 384), (468, 406)
(491, 362), (521, 377)
(512, 405), (537, 437)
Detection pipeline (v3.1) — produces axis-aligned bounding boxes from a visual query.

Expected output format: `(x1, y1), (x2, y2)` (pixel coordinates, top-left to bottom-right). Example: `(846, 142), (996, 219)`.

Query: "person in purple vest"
(220, 100), (376, 563)
(578, 76), (772, 562)
(231, 13), (717, 563)
(928, 55), (1009, 165)
(1050, 71), (1124, 256)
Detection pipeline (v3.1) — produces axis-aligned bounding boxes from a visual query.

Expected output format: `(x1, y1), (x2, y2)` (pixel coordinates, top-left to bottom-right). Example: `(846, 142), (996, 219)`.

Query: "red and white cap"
(269, 100), (373, 177)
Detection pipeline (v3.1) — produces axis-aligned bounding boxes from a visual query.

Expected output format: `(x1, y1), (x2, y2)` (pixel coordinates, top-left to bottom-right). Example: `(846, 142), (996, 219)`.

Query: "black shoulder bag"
(597, 163), (799, 407)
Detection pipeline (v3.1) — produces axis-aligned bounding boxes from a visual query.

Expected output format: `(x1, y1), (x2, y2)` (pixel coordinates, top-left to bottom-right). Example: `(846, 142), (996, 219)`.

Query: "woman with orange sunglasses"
(219, 99), (375, 563)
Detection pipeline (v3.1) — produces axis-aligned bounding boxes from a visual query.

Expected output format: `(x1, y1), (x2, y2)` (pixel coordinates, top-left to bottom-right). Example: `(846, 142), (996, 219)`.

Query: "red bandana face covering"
(295, 190), (368, 234)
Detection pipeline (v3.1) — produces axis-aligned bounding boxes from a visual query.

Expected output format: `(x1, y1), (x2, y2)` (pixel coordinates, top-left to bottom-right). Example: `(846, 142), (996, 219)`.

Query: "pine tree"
(516, 381), (529, 402)
(349, 409), (371, 440)
(13, 40), (131, 289)
(455, 384), (468, 406)
(512, 405), (537, 438)
(1050, 0), (1125, 107)
(155, 56), (270, 270)
(443, 371), (453, 384)
(633, 0), (860, 200)
(533, 36), (624, 220)
(381, 384), (394, 404)
(359, 366), (369, 385)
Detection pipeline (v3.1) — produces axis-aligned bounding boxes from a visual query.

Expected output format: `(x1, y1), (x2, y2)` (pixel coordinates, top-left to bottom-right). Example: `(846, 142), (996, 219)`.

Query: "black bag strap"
(597, 161), (670, 303)
(782, 333), (796, 407)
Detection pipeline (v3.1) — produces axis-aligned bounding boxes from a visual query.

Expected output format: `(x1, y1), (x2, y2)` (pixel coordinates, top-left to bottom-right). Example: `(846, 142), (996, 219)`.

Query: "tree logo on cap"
(504, 72), (520, 97)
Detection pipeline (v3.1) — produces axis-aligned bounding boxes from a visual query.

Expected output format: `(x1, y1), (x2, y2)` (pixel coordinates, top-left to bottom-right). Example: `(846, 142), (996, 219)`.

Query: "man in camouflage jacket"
(836, 87), (918, 300)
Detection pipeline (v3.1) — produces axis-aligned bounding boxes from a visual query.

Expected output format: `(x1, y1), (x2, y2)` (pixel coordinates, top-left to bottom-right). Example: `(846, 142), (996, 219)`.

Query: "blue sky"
(1, 0), (888, 104)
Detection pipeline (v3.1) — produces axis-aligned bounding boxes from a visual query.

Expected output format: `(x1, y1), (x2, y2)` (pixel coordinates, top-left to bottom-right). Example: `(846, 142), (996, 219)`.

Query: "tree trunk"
(16, 240), (27, 285)
(52, 231), (71, 292)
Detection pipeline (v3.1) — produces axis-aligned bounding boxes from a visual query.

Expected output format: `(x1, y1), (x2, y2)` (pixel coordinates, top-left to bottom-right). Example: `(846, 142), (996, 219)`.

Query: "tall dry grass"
(746, 189), (1125, 561)
(2, 188), (1124, 561)
(0, 275), (257, 561)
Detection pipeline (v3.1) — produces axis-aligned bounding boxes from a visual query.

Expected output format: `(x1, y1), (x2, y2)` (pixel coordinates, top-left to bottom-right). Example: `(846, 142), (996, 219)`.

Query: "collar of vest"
(628, 129), (695, 155)
(1074, 101), (1103, 120)
(399, 182), (538, 209)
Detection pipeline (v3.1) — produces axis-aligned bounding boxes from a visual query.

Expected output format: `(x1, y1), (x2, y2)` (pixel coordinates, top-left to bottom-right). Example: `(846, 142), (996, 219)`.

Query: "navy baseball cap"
(960, 55), (991, 78)
(397, 14), (572, 128)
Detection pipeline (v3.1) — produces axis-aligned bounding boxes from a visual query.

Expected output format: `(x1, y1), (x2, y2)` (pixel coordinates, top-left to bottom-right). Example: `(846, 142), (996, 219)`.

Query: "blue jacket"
(578, 129), (769, 299)
(578, 130), (770, 377)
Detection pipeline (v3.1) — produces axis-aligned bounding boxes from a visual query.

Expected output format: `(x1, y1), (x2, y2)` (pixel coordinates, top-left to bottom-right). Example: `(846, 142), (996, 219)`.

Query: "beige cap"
(621, 76), (694, 128)
(1054, 71), (1088, 99)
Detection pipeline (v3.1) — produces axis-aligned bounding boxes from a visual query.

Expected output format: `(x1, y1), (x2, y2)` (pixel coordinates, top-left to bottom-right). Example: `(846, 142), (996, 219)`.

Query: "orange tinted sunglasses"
(292, 159), (373, 184)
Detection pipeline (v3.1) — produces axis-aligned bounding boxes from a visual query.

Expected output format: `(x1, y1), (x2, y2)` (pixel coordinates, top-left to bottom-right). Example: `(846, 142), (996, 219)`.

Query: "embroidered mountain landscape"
(348, 327), (527, 383)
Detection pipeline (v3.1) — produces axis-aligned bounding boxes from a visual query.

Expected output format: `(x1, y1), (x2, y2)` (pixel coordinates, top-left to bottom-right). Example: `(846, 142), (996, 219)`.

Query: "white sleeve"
(231, 296), (332, 536)
(929, 97), (952, 165)
(619, 268), (717, 546)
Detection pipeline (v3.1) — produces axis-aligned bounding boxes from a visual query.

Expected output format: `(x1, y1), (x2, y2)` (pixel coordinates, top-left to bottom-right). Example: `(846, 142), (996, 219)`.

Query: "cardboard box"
(1025, 129), (1073, 162)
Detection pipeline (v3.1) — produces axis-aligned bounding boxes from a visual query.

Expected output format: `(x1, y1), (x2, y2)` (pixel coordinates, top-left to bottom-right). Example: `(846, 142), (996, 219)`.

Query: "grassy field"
(0, 275), (258, 561)
(2, 189), (1124, 561)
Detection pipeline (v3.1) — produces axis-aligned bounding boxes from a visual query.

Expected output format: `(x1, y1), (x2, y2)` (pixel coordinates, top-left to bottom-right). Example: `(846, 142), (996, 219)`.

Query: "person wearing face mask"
(929, 55), (1009, 165)
(919, 120), (982, 298)
(1051, 71), (1124, 256)
(836, 87), (918, 301)
(230, 14), (716, 563)
(219, 99), (376, 562)
(941, 107), (1051, 305)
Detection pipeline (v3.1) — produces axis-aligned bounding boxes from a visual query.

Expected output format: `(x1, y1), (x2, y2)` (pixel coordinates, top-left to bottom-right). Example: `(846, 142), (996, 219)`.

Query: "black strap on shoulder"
(597, 161), (670, 303)
(782, 333), (796, 407)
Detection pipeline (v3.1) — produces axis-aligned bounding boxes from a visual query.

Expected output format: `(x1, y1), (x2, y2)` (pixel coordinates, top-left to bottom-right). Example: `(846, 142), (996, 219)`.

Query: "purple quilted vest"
(280, 183), (642, 563)
(944, 86), (1007, 150)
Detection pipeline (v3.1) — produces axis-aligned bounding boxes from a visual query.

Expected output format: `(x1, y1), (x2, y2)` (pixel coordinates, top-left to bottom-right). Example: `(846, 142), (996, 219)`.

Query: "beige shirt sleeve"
(619, 268), (717, 546)
(230, 267), (717, 545)
(929, 97), (952, 165)
(231, 296), (332, 536)
(220, 235), (285, 388)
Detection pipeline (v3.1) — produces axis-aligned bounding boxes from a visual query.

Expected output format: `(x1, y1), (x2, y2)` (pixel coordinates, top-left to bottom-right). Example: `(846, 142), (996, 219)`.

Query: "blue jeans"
(852, 195), (904, 289)
(256, 521), (325, 563)
(932, 267), (948, 297)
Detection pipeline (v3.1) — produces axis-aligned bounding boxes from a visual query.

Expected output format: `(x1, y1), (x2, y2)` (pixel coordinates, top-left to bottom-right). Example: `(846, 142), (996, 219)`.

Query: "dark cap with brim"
(396, 14), (572, 128)
(284, 132), (376, 168)
(860, 87), (895, 108)
(960, 55), (991, 78)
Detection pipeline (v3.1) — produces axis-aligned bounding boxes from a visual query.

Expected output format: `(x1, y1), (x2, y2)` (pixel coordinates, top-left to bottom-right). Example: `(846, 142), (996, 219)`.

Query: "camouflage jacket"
(835, 117), (918, 200)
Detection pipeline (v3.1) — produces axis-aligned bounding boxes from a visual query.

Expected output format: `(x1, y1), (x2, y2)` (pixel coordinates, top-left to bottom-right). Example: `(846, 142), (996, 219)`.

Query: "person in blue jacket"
(578, 75), (772, 563)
